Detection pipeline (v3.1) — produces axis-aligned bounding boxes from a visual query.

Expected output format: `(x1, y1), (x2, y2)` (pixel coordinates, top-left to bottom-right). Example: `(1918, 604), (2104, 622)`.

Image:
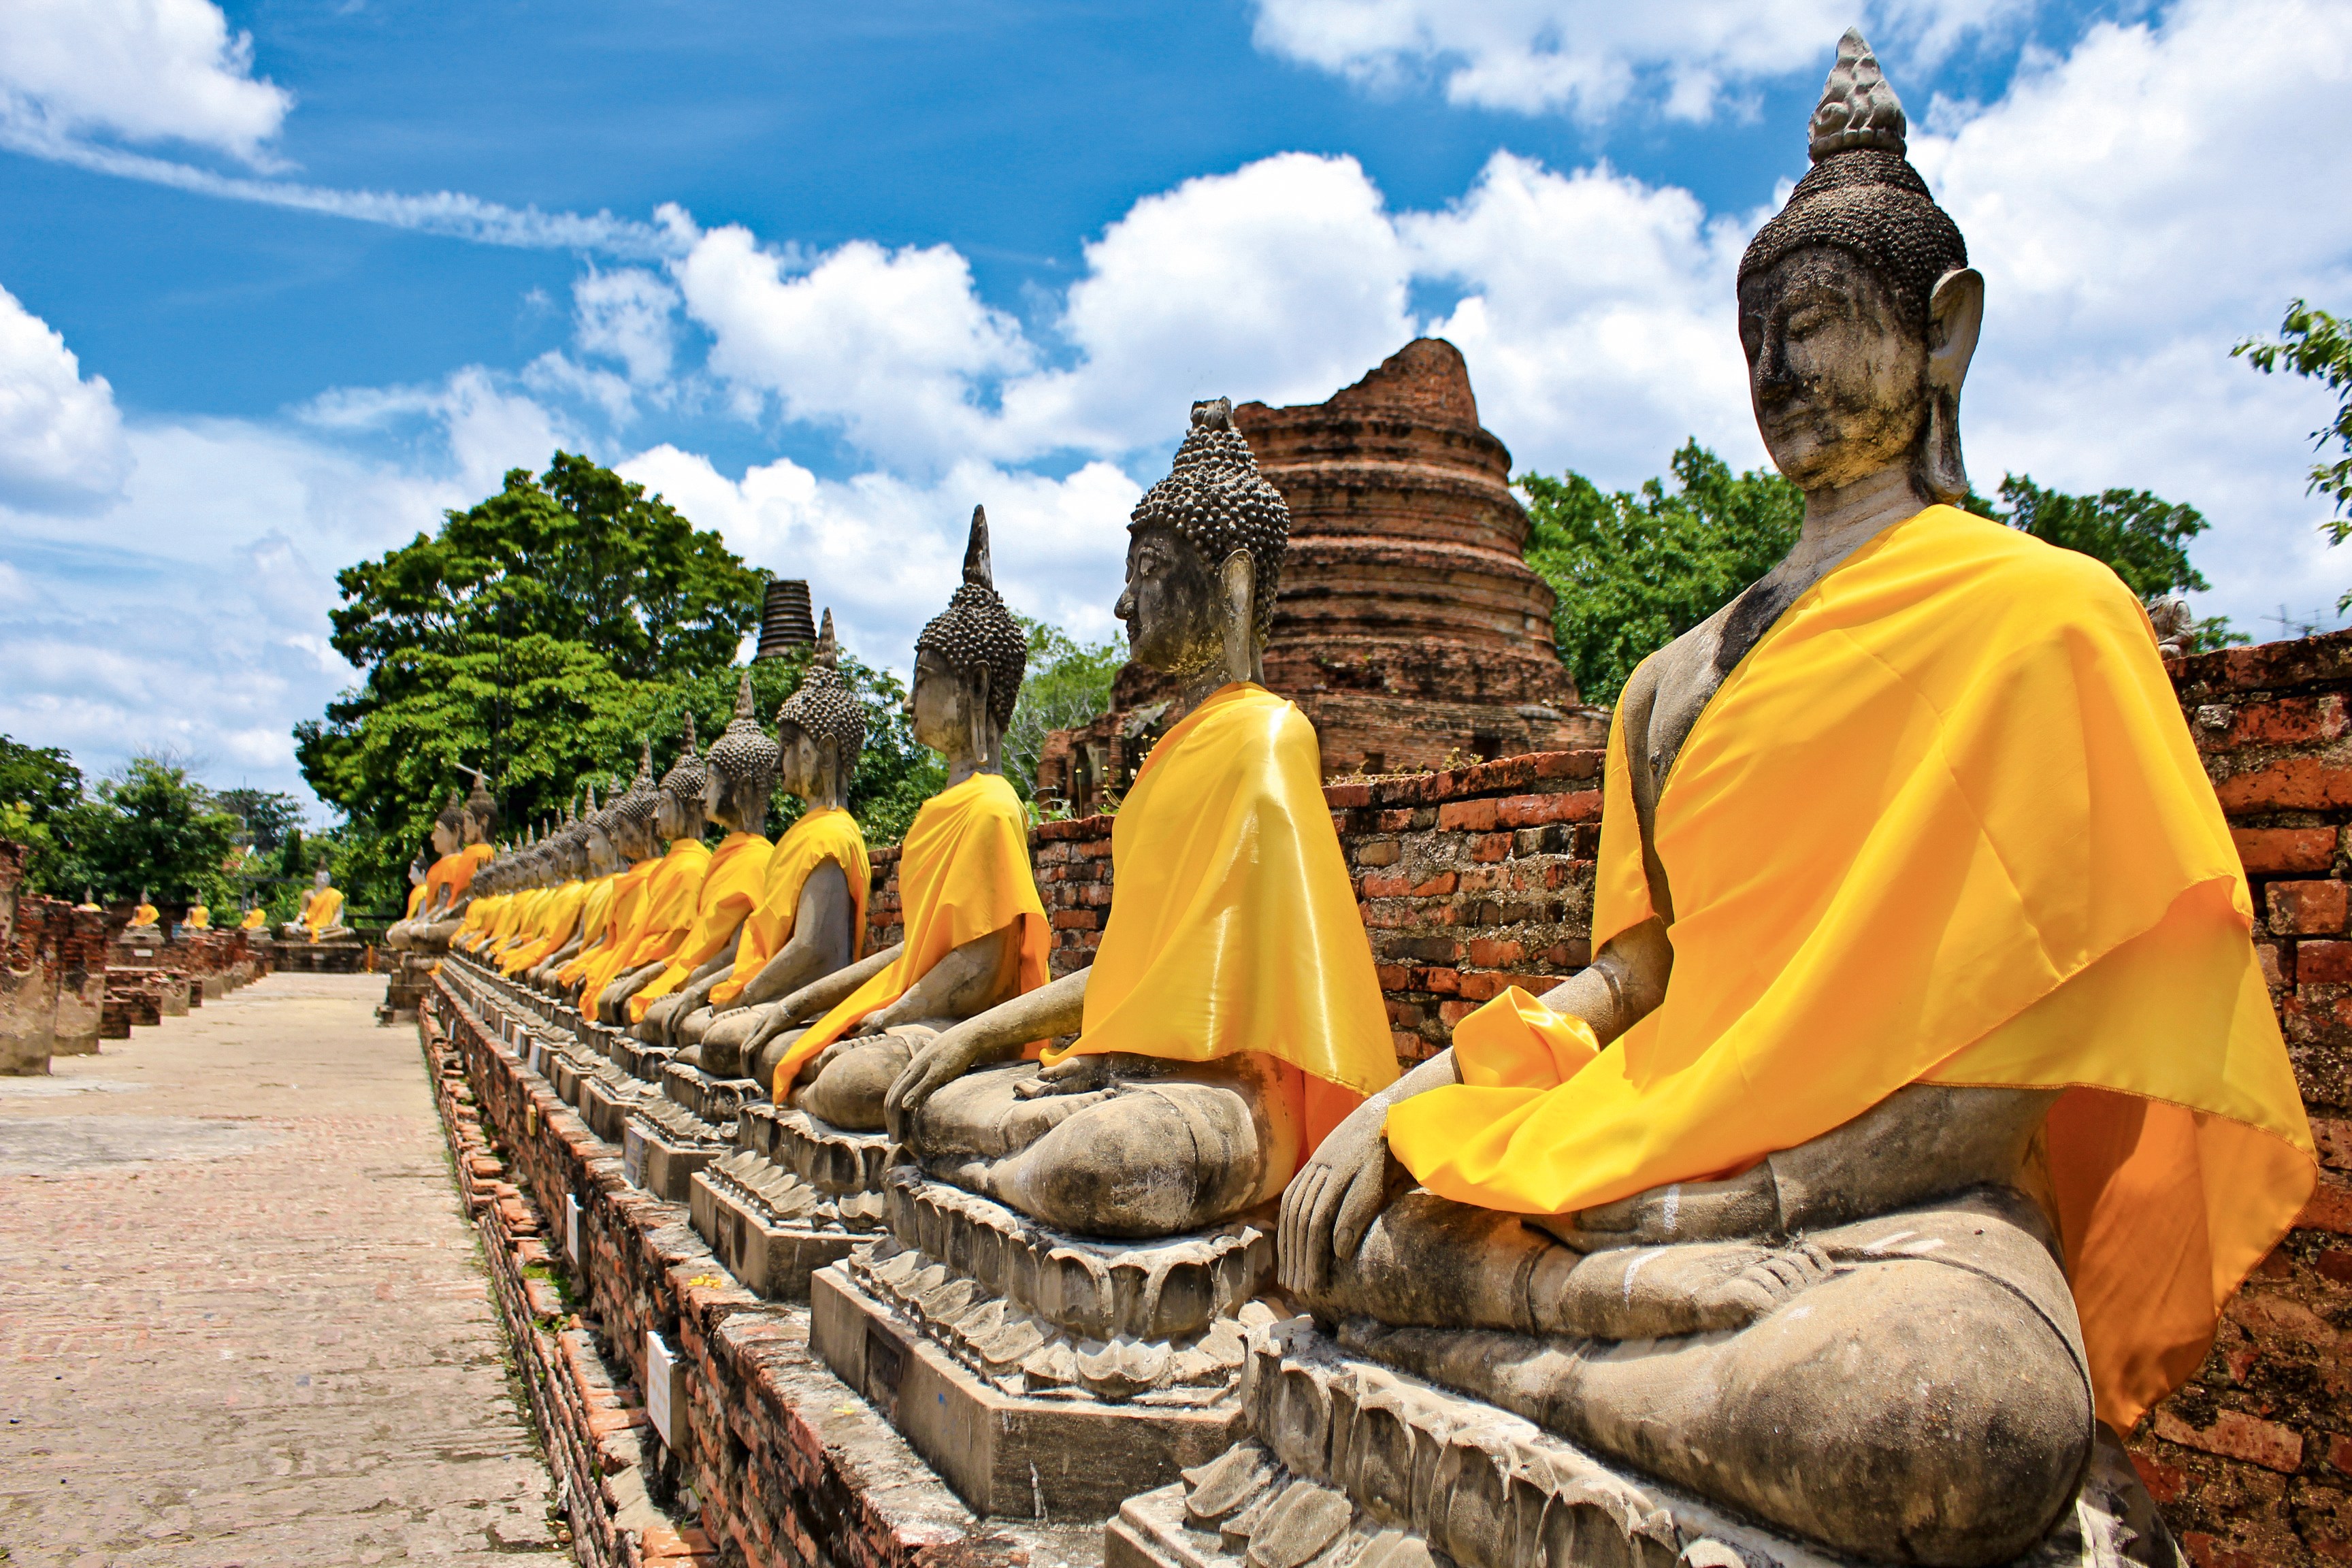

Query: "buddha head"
(910, 506), (1025, 774)
(579, 783), (624, 877)
(606, 742), (662, 862)
(460, 770), (500, 847)
(431, 789), (466, 858)
(407, 854), (427, 889)
(1736, 30), (1982, 505)
(314, 860), (332, 892)
(1117, 397), (1290, 687)
(655, 715), (708, 843)
(776, 609), (865, 811)
(706, 670), (783, 836)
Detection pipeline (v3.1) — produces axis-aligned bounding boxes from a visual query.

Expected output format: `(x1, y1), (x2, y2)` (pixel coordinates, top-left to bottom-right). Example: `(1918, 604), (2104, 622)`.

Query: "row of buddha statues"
(112, 882), (329, 943)
(417, 37), (2314, 1567)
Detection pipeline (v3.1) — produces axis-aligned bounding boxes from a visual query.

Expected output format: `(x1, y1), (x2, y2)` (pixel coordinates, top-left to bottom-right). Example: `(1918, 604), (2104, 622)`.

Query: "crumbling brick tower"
(1234, 337), (1598, 775)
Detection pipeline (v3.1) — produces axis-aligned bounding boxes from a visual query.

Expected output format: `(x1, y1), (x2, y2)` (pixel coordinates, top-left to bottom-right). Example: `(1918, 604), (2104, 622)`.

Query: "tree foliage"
(1522, 441), (2239, 708)
(1004, 617), (1126, 801)
(0, 734), (82, 824)
(1521, 442), (1803, 707)
(2236, 299), (2352, 606)
(29, 757), (243, 907)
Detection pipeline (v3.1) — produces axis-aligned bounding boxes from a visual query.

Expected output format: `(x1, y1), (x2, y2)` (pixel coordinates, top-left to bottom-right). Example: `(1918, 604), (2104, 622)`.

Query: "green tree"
(297, 453), (764, 909)
(37, 757), (241, 906)
(1521, 441), (1803, 707)
(2235, 300), (2352, 607)
(212, 787), (306, 854)
(1004, 616), (1125, 801)
(0, 735), (81, 823)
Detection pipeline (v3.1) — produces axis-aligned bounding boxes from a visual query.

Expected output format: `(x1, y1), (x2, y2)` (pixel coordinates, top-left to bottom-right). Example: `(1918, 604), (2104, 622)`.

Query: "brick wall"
(2135, 630), (2352, 1567)
(1, 840), (65, 1075)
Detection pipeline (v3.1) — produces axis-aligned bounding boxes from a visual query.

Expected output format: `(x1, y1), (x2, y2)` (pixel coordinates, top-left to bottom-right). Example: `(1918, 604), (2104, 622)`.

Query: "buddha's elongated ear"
(971, 663), (993, 760)
(1920, 266), (1984, 504)
(1219, 549), (1255, 685)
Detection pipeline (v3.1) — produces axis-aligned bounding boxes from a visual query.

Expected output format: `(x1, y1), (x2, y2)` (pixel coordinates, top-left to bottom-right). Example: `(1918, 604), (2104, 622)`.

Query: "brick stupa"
(1041, 339), (1602, 807)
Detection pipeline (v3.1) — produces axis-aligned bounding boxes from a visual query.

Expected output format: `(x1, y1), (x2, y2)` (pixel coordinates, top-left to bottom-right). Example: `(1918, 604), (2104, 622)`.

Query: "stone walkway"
(0, 973), (566, 1567)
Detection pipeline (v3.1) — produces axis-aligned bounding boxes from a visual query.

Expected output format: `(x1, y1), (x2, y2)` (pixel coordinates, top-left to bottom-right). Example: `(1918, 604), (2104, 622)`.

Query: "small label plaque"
(622, 1124), (647, 1189)
(646, 1329), (684, 1452)
(565, 1192), (582, 1264)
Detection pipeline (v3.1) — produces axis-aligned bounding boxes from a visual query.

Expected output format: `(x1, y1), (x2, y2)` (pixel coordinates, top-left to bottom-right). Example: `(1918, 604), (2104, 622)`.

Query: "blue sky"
(1, 0), (2348, 813)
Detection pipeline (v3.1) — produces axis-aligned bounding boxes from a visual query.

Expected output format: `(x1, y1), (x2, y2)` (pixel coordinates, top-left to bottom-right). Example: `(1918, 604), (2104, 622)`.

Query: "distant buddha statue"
(78, 888), (101, 913)
(389, 775), (498, 951)
(403, 855), (429, 922)
(506, 800), (596, 981)
(1274, 35), (2316, 1563)
(664, 624), (870, 1064)
(729, 510), (1049, 1126)
(240, 904), (265, 931)
(881, 408), (1399, 1237)
(285, 861), (350, 942)
(125, 890), (160, 932)
(527, 785), (620, 989)
(591, 720), (736, 1024)
(184, 904), (211, 930)
(557, 748), (666, 1005)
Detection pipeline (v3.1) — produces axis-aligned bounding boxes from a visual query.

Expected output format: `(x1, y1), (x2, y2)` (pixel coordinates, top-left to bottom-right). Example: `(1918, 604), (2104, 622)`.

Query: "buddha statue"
(184, 903), (210, 930)
(495, 806), (588, 977)
(125, 889), (160, 931)
(663, 625), (870, 1067)
(402, 855), (429, 923)
(393, 774), (500, 951)
(881, 405), (1397, 1239)
(240, 904), (265, 931)
(726, 510), (1048, 1130)
(556, 748), (666, 1007)
(280, 862), (350, 942)
(591, 721), (734, 1024)
(527, 785), (622, 990)
(1264, 34), (2315, 1565)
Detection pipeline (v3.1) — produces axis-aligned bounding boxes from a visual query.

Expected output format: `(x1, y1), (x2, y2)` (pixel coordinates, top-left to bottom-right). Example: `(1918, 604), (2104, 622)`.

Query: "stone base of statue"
(809, 1166), (1276, 1521)
(577, 1054), (656, 1143)
(270, 937), (369, 975)
(623, 1097), (733, 1201)
(1107, 1318), (2182, 1568)
(660, 1058), (762, 1124)
(687, 1105), (889, 1298)
(378, 950), (435, 1025)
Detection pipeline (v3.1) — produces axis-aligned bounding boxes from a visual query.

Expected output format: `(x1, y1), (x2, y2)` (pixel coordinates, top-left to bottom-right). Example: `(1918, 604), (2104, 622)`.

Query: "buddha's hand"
(1526, 1164), (1780, 1254)
(1543, 1239), (1833, 1340)
(1279, 1103), (1413, 1297)
(883, 1019), (996, 1144)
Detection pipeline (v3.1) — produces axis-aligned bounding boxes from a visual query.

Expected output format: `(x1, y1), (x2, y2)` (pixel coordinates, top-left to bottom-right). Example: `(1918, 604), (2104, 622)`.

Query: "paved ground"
(0, 973), (566, 1567)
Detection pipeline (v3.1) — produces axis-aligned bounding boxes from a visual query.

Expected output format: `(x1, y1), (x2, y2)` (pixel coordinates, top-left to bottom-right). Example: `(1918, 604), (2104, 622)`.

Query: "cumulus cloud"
(574, 268), (682, 386)
(0, 0), (291, 164)
(1245, 0), (2027, 121)
(0, 282), (133, 510)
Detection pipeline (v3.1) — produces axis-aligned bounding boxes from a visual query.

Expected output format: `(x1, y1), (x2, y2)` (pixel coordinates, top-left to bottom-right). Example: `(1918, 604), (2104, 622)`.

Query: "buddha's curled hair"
(1737, 30), (1967, 336)
(658, 712), (707, 804)
(1129, 397), (1289, 643)
(706, 670), (781, 795)
(916, 506), (1026, 731)
(608, 740), (662, 830)
(776, 609), (866, 776)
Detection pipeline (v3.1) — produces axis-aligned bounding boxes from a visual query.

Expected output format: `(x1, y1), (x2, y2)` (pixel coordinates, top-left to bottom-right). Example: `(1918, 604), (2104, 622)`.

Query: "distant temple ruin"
(1039, 339), (1602, 807)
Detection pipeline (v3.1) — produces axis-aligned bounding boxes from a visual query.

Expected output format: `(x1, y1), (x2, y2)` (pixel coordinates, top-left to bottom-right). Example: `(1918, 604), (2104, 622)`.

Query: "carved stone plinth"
(662, 1060), (761, 1124)
(579, 1065), (653, 1143)
(687, 1103), (891, 1299)
(623, 1098), (731, 1202)
(808, 1169), (1279, 1521)
(1110, 1319), (2180, 1568)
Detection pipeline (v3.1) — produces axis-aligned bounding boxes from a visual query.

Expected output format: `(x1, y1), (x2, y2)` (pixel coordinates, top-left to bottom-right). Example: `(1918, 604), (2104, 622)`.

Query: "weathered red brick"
(2131, 1450), (2188, 1504)
(2221, 696), (2351, 749)
(2183, 1532), (2287, 1568)
(1470, 834), (1512, 863)
(2235, 827), (2338, 875)
(1410, 872), (1458, 898)
(2304, 942), (2352, 983)
(2217, 757), (2352, 813)
(1323, 781), (1373, 808)
(1354, 840), (1401, 867)
(2259, 943), (2291, 987)
(2303, 1171), (2352, 1235)
(2315, 1117), (2352, 1171)
(1467, 938), (1524, 968)
(1437, 798), (1500, 832)
(2153, 1408), (2305, 1473)
(1049, 909), (1098, 930)
(1494, 791), (1601, 829)
(1361, 874), (1411, 899)
(2271, 880), (2350, 936)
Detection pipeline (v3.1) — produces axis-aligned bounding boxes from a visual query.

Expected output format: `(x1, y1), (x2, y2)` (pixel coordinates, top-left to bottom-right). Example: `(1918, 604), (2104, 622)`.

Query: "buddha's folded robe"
(405, 883), (429, 919)
(583, 839), (710, 1001)
(453, 893), (502, 951)
(128, 904), (159, 929)
(304, 888), (344, 938)
(707, 809), (870, 1009)
(503, 879), (588, 973)
(559, 860), (655, 989)
(627, 832), (777, 1022)
(242, 909), (267, 930)
(774, 773), (1045, 1098)
(1386, 504), (2317, 1432)
(1045, 682), (1398, 1149)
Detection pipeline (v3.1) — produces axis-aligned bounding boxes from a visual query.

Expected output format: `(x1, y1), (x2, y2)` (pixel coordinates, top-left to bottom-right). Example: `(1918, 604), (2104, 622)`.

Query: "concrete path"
(0, 973), (566, 1567)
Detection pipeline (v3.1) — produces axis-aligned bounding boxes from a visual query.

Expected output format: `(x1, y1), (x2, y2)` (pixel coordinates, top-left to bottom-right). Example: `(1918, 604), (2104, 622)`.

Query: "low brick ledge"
(424, 971), (1100, 1568)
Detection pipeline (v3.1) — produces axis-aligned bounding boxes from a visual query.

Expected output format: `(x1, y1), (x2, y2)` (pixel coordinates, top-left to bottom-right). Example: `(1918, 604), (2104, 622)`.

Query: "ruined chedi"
(1041, 339), (1597, 804)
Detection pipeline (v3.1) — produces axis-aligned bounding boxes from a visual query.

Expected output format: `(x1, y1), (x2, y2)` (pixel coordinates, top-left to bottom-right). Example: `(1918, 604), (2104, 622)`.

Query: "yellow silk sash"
(128, 904), (159, 928)
(710, 809), (870, 1008)
(406, 882), (428, 919)
(1386, 504), (2315, 1430)
(628, 833), (776, 1022)
(304, 889), (344, 938)
(560, 860), (655, 989)
(583, 841), (709, 999)
(502, 880), (588, 973)
(186, 907), (210, 929)
(1045, 683), (1397, 1143)
(242, 909), (267, 930)
(774, 773), (1046, 1097)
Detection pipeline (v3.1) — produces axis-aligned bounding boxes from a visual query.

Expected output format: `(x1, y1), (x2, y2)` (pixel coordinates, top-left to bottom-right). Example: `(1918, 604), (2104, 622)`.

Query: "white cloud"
(674, 229), (1033, 472)
(1245, 0), (2028, 121)
(574, 268), (681, 385)
(0, 282), (132, 510)
(619, 445), (1141, 670)
(0, 0), (291, 164)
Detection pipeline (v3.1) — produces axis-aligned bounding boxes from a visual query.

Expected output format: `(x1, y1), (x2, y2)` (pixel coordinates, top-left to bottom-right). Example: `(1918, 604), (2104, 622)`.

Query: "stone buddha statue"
(386, 796), (464, 951)
(730, 510), (1048, 1130)
(527, 786), (620, 989)
(879, 404), (1397, 1239)
(240, 903), (265, 930)
(667, 627), (870, 1069)
(556, 748), (666, 1007)
(592, 721), (728, 1024)
(284, 861), (352, 943)
(1262, 33), (2314, 1565)
(184, 903), (210, 930)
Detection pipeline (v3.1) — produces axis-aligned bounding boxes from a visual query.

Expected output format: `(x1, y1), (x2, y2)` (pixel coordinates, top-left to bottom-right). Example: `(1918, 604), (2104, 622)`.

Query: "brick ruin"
(1036, 339), (1604, 811)
(423, 626), (2352, 1567)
